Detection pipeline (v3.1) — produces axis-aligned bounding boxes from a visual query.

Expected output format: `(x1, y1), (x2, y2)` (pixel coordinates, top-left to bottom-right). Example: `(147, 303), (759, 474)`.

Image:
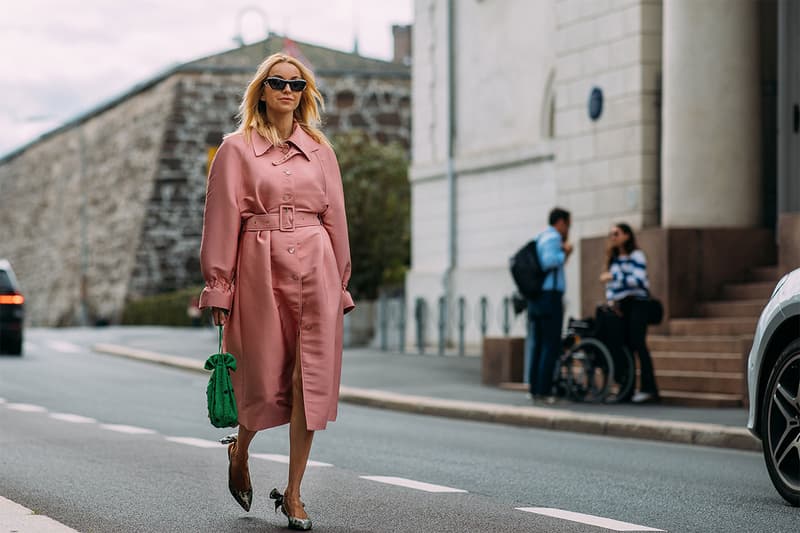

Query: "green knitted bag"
(204, 325), (238, 428)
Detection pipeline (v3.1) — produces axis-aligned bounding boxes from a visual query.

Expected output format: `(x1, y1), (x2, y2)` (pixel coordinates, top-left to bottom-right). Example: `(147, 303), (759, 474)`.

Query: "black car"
(0, 259), (25, 355)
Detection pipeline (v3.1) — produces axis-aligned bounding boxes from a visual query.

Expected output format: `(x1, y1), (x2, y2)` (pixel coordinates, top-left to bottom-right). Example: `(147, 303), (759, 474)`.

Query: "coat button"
(288, 247), (295, 254)
(304, 324), (312, 331)
(283, 194), (293, 201)
(292, 274), (300, 280)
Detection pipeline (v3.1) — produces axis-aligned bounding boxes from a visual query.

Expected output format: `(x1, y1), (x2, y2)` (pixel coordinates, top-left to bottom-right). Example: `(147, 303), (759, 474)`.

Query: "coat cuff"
(199, 283), (233, 310)
(342, 289), (355, 315)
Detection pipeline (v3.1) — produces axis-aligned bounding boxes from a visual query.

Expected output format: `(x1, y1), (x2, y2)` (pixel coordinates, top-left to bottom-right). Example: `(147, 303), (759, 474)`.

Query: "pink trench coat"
(199, 126), (354, 432)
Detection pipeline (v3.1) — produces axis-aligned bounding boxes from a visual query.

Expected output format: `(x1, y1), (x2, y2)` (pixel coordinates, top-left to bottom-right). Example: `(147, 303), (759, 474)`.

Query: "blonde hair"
(234, 53), (329, 147)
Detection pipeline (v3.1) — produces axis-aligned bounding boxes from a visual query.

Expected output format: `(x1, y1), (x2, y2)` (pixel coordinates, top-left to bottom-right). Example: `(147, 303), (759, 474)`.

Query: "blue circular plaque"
(588, 87), (603, 121)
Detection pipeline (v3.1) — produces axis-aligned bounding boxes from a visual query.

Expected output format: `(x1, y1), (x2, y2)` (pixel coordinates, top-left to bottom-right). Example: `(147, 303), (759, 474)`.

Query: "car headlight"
(771, 274), (789, 300)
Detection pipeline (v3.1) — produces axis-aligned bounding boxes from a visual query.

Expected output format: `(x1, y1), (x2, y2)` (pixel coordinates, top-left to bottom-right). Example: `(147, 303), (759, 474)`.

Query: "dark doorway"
(778, 0), (800, 215)
(760, 0), (778, 229)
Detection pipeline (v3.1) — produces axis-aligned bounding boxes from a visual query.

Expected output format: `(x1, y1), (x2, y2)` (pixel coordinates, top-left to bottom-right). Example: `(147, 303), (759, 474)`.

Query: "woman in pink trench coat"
(199, 53), (354, 531)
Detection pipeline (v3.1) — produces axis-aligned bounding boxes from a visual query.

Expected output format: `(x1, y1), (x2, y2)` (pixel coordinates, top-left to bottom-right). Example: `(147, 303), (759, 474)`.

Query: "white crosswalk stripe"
(359, 476), (467, 493)
(516, 508), (664, 532)
(46, 340), (82, 353)
(164, 437), (221, 448)
(5, 403), (47, 413)
(50, 413), (97, 424)
(251, 453), (333, 467)
(100, 424), (157, 435)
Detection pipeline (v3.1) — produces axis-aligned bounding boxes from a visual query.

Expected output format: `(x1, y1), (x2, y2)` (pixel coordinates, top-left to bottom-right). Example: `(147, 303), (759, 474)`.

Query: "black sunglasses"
(264, 77), (307, 92)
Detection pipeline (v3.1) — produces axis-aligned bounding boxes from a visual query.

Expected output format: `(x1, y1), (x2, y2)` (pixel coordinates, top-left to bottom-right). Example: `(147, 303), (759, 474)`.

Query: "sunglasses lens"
(289, 80), (307, 91)
(266, 78), (286, 90)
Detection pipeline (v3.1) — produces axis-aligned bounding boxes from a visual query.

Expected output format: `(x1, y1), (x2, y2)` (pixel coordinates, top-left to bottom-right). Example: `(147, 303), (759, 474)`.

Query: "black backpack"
(510, 239), (551, 300)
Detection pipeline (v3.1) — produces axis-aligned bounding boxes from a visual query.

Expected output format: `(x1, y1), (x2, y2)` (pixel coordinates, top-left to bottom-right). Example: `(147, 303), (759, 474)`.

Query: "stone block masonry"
(0, 78), (177, 326)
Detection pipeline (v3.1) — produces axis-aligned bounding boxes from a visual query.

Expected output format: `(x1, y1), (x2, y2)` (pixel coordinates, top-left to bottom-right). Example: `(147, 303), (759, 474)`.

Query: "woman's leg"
(628, 300), (658, 395)
(230, 425), (256, 490)
(285, 339), (314, 519)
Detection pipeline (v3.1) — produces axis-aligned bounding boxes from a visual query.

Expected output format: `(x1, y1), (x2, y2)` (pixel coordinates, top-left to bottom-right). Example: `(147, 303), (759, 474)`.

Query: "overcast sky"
(0, 0), (412, 157)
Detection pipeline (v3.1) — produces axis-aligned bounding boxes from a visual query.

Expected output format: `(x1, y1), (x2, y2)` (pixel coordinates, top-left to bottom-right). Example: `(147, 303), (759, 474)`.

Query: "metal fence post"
(502, 296), (511, 336)
(379, 293), (388, 351)
(458, 296), (466, 356)
(438, 295), (446, 356)
(415, 297), (426, 354)
(479, 296), (488, 339)
(398, 298), (406, 354)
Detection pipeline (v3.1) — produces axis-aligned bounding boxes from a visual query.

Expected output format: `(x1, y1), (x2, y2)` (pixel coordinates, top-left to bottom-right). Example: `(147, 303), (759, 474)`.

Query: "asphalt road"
(0, 328), (797, 532)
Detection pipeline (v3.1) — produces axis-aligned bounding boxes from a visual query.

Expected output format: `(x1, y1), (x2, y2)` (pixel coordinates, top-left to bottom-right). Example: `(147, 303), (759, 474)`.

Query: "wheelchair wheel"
(606, 346), (635, 403)
(562, 338), (614, 402)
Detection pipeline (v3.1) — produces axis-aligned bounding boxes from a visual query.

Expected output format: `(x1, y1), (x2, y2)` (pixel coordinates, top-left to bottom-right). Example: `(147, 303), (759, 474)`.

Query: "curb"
(0, 495), (79, 532)
(92, 343), (761, 453)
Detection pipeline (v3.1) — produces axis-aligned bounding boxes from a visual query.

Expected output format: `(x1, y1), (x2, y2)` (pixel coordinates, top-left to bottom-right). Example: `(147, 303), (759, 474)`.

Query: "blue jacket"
(536, 226), (566, 293)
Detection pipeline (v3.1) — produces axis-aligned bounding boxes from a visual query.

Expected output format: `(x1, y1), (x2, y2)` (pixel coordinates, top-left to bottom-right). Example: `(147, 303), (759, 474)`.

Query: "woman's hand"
(599, 271), (613, 283)
(212, 307), (229, 326)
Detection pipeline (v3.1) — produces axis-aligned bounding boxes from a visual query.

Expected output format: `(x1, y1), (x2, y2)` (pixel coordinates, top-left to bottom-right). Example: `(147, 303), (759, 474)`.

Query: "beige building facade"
(407, 0), (799, 351)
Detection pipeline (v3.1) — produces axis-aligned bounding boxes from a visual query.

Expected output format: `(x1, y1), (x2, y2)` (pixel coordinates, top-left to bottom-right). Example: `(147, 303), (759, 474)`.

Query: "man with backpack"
(520, 207), (572, 403)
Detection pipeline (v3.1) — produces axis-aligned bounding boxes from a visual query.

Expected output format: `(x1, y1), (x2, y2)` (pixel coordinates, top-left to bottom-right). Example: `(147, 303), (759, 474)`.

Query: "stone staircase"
(649, 266), (780, 407)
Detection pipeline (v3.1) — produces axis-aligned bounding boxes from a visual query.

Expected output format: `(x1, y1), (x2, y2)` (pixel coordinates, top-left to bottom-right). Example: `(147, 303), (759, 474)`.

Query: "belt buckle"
(279, 204), (295, 231)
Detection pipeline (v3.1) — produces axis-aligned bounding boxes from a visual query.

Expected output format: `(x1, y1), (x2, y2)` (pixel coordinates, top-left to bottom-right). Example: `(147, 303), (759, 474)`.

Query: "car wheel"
(761, 338), (800, 506)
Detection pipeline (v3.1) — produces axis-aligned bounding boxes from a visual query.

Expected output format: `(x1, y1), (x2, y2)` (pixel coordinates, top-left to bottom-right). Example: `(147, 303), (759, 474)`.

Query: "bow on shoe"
(269, 488), (284, 513)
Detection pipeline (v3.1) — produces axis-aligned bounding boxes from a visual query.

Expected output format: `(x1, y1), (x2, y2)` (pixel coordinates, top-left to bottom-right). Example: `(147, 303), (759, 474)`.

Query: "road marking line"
(515, 508), (664, 532)
(50, 413), (97, 424)
(359, 476), (467, 493)
(5, 403), (47, 413)
(100, 424), (157, 435)
(47, 340), (82, 353)
(251, 453), (333, 467)
(0, 397), (6, 403)
(165, 437), (221, 448)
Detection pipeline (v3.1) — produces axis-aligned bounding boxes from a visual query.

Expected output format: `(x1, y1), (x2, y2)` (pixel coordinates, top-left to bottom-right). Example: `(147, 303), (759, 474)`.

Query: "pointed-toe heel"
(269, 488), (312, 531)
(225, 436), (253, 512)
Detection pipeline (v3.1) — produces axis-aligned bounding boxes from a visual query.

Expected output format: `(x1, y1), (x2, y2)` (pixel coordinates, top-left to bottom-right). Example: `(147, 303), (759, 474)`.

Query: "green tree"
(332, 131), (410, 300)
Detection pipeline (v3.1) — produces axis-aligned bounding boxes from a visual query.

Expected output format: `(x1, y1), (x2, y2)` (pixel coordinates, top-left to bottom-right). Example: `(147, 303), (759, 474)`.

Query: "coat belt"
(243, 206), (321, 232)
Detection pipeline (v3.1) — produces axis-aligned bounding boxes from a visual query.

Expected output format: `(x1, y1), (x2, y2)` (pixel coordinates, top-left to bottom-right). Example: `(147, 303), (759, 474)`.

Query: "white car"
(747, 267), (800, 506)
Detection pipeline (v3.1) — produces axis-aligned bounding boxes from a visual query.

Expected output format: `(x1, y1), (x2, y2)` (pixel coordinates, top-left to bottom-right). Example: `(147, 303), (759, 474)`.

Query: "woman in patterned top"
(600, 223), (659, 404)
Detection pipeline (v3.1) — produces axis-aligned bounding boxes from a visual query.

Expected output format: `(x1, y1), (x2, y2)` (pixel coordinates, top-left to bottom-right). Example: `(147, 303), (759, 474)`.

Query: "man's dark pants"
(527, 290), (564, 396)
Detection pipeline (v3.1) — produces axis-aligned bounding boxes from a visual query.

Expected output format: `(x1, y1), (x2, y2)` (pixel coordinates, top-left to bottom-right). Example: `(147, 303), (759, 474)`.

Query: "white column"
(661, 0), (761, 227)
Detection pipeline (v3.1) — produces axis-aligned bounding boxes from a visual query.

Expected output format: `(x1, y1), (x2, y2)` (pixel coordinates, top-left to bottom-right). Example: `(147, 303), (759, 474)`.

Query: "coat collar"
(250, 124), (319, 160)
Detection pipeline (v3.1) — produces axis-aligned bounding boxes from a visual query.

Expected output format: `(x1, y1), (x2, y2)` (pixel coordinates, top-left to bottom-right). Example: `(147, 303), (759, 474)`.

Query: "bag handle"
(218, 324), (223, 354)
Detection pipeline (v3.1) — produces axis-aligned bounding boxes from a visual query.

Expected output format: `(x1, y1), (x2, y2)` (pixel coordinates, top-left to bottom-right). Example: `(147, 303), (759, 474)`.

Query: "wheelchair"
(553, 309), (636, 403)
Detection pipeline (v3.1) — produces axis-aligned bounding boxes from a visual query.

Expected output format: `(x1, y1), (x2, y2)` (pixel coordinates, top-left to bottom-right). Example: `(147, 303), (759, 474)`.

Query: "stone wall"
(319, 74), (411, 149)
(0, 78), (177, 325)
(128, 72), (250, 298)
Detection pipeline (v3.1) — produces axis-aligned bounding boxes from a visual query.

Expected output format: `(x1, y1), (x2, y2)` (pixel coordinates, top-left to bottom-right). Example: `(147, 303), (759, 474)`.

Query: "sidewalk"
(91, 326), (759, 452)
(0, 496), (78, 532)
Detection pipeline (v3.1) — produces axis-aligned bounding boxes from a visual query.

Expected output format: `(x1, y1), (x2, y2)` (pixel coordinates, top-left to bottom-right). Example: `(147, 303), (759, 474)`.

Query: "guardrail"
(376, 294), (525, 355)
